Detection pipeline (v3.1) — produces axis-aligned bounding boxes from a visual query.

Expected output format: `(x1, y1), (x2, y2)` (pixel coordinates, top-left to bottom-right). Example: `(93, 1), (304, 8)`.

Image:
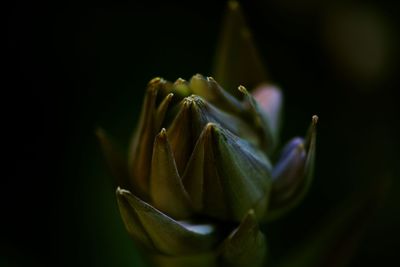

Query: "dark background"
(4, 0), (399, 266)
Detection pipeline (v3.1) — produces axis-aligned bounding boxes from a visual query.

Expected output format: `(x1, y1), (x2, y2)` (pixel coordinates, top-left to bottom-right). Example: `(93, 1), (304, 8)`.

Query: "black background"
(4, 0), (399, 266)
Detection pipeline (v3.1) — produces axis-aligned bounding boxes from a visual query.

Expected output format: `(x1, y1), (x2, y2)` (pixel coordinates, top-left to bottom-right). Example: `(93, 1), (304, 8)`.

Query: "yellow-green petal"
(150, 128), (193, 219)
(219, 210), (268, 267)
(116, 188), (219, 256)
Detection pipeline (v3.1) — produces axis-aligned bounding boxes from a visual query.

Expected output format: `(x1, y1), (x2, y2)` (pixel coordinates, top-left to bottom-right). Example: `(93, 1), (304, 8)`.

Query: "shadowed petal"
(267, 116), (318, 221)
(252, 84), (283, 139)
(183, 123), (272, 221)
(189, 74), (244, 114)
(116, 188), (219, 256)
(213, 0), (268, 97)
(219, 210), (268, 267)
(168, 95), (260, 174)
(239, 85), (277, 154)
(128, 78), (172, 198)
(150, 128), (193, 219)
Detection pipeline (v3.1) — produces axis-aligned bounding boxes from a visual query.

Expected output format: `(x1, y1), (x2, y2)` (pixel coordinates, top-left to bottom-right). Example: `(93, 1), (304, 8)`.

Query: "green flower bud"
(97, 1), (318, 265)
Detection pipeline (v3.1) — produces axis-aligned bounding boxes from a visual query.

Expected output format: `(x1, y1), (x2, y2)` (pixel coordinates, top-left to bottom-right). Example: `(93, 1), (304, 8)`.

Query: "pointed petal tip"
(174, 77), (187, 85)
(243, 209), (256, 222)
(247, 209), (255, 216)
(157, 128), (167, 138)
(312, 115), (319, 125)
(191, 73), (205, 80)
(205, 122), (218, 131)
(238, 85), (248, 94)
(306, 115), (318, 147)
(182, 96), (196, 107)
(206, 76), (215, 82)
(116, 187), (130, 196)
(182, 94), (205, 107)
(148, 77), (163, 85)
(153, 128), (170, 150)
(204, 122), (221, 137)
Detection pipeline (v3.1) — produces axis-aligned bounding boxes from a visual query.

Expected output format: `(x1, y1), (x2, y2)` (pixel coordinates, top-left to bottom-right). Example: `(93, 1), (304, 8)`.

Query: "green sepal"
(149, 128), (193, 219)
(219, 210), (268, 267)
(116, 188), (219, 256)
(128, 78), (172, 198)
(266, 115), (318, 221)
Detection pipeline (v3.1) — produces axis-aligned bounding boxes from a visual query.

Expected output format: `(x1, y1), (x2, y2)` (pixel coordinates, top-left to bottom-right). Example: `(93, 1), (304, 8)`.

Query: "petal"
(239, 85), (277, 154)
(189, 74), (244, 114)
(252, 84), (283, 139)
(128, 78), (174, 198)
(116, 188), (155, 249)
(155, 92), (174, 130)
(172, 77), (192, 98)
(166, 97), (197, 175)
(219, 210), (268, 267)
(266, 115), (318, 221)
(168, 95), (260, 174)
(183, 123), (272, 221)
(150, 128), (193, 219)
(213, 1), (268, 97)
(116, 188), (219, 256)
(128, 77), (163, 197)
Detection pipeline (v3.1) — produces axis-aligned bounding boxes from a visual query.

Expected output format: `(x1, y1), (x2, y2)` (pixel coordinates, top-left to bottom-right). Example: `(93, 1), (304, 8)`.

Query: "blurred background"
(4, 0), (399, 266)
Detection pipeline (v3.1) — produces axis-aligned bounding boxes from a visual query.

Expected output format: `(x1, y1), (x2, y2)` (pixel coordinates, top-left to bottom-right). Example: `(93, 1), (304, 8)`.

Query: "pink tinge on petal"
(252, 84), (282, 128)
